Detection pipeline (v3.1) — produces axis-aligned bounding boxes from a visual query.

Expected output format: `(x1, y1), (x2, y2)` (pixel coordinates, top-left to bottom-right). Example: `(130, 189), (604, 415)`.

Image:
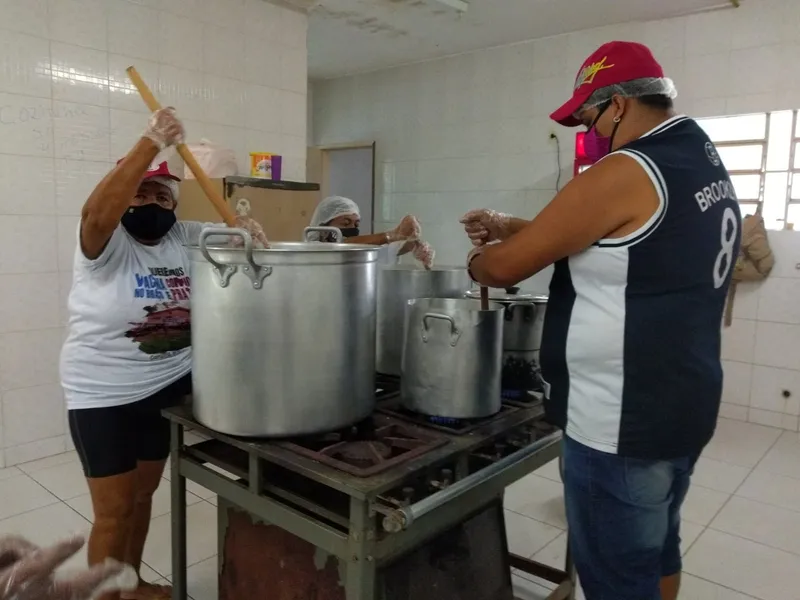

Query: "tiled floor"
(1, 418), (798, 600)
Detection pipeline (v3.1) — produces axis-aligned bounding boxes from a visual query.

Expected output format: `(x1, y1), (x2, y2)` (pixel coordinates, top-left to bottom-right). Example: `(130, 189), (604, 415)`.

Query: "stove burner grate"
(427, 415), (463, 427)
(378, 404), (519, 435)
(334, 440), (391, 466)
(277, 415), (448, 477)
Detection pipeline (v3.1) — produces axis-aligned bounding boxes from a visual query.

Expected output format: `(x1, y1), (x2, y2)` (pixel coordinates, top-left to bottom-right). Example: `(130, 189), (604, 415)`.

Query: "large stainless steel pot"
(401, 298), (504, 418)
(188, 228), (380, 437)
(377, 266), (472, 375)
(465, 287), (548, 399)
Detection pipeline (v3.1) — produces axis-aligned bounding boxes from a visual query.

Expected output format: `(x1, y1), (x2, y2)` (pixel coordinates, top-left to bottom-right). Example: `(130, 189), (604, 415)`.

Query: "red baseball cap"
(550, 41), (665, 127)
(116, 159), (181, 182)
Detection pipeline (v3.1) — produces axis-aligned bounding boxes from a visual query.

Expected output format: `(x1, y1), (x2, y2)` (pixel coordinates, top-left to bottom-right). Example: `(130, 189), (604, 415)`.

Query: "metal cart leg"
(564, 536), (577, 600)
(170, 422), (188, 600)
(345, 497), (377, 600)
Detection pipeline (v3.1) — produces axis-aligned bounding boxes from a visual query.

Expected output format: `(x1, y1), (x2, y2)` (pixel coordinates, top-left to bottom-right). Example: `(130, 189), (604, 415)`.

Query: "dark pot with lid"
(464, 287), (548, 399)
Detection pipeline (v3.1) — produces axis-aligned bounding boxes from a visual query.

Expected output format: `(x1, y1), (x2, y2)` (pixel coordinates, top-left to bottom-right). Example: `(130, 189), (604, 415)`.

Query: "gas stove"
(162, 378), (572, 600)
(277, 414), (448, 477)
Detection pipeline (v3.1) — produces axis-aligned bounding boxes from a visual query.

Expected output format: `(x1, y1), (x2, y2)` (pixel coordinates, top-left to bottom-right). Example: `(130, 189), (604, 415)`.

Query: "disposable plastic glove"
(142, 108), (184, 151)
(230, 198), (269, 249)
(0, 535), (137, 600)
(387, 215), (421, 243)
(459, 209), (513, 247)
(412, 241), (435, 270)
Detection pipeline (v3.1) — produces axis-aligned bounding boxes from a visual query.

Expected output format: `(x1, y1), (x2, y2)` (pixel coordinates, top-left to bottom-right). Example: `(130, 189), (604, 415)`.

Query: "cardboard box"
(177, 176), (320, 242)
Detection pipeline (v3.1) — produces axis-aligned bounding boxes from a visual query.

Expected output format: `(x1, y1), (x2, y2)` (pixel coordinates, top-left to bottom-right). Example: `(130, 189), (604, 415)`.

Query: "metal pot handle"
(199, 228), (272, 290)
(303, 226), (342, 242)
(421, 312), (461, 347)
(506, 301), (535, 322)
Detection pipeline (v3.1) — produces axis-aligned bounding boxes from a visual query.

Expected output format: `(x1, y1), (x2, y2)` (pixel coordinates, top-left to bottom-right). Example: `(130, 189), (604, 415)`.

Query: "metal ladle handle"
(199, 228), (272, 289)
(304, 226), (343, 242)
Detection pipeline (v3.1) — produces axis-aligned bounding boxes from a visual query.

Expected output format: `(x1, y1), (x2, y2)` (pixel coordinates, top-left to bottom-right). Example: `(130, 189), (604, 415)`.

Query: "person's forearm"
(343, 232), (390, 245)
(468, 252), (508, 288)
(508, 217), (531, 236)
(80, 138), (160, 258)
(82, 138), (159, 226)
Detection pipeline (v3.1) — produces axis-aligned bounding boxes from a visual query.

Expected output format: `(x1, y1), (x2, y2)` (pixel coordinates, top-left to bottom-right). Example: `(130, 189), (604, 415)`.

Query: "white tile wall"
(0, 0), (308, 466)
(313, 0), (799, 260)
(312, 0), (800, 425)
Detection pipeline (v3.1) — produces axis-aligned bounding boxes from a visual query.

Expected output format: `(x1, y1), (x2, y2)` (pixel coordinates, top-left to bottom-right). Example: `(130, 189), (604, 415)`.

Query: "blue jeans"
(562, 435), (698, 600)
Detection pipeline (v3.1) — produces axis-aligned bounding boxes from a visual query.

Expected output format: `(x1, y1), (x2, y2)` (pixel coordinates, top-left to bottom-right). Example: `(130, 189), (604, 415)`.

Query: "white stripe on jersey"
(565, 246), (628, 453)
(595, 149), (669, 248)
(564, 139), (671, 453)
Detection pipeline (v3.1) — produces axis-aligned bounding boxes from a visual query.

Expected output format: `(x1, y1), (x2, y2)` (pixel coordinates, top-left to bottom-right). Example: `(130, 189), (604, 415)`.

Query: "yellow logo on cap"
(575, 56), (615, 89)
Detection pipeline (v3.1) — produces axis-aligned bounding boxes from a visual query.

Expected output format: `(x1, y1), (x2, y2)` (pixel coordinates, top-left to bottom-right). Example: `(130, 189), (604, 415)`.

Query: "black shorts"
(68, 374), (192, 478)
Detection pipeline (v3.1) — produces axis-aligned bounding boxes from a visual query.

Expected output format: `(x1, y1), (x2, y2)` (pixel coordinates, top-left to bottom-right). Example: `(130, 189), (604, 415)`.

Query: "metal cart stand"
(164, 405), (576, 600)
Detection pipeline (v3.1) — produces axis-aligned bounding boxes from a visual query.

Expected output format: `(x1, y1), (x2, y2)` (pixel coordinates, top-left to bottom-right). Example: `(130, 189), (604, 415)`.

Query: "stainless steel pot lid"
(465, 286), (548, 303)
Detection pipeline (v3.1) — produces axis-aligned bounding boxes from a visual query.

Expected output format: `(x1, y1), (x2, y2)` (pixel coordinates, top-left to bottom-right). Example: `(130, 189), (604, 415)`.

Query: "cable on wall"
(550, 133), (562, 191)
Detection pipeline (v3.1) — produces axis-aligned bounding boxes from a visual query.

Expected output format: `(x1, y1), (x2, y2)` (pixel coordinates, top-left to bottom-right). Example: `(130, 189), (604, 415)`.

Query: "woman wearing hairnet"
(463, 41), (740, 600)
(60, 107), (266, 600)
(308, 195), (435, 269)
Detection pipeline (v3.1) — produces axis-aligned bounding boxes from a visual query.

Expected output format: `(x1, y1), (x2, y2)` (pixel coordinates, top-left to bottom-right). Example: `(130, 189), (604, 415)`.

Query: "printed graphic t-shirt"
(61, 221), (208, 410)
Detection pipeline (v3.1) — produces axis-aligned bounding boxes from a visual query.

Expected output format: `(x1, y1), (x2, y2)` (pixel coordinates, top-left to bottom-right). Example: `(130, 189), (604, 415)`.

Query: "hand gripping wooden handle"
(125, 66), (237, 227)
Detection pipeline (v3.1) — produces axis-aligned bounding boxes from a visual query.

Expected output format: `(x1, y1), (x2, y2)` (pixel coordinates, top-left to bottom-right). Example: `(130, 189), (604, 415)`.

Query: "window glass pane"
(767, 111), (793, 171)
(763, 171), (789, 230)
(740, 203), (759, 218)
(786, 204), (800, 229)
(792, 173), (800, 200)
(717, 144), (764, 171)
(794, 142), (800, 169)
(730, 174), (761, 200)
(796, 113), (800, 137)
(698, 113), (767, 142)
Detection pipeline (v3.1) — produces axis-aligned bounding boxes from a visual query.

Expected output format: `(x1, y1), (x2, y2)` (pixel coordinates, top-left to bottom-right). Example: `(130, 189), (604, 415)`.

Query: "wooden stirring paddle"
(125, 66), (237, 228)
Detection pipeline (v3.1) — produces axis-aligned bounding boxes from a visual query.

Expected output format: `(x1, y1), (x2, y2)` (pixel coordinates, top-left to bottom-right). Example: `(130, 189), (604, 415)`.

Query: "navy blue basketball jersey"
(540, 115), (742, 460)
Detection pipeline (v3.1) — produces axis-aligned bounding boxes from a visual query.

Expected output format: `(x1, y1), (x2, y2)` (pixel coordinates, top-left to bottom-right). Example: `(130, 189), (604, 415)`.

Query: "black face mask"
(121, 204), (176, 241)
(339, 227), (360, 238)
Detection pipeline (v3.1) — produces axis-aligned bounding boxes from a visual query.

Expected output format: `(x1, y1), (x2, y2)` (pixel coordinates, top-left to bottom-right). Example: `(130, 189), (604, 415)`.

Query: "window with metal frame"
(698, 111), (799, 230)
(574, 110), (799, 230)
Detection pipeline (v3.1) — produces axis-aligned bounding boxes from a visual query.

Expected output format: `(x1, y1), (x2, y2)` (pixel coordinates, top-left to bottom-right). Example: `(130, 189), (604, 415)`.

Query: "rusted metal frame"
(170, 422), (188, 600)
(180, 455), (350, 558)
(345, 497), (378, 600)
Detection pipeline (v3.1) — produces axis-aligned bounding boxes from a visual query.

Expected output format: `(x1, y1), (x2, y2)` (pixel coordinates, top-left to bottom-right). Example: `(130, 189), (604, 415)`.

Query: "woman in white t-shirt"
(59, 108), (264, 600)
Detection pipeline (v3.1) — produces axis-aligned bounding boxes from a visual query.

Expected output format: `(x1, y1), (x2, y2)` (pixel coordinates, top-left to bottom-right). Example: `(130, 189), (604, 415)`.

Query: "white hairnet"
(310, 196), (360, 227)
(148, 176), (179, 203)
(580, 77), (678, 111)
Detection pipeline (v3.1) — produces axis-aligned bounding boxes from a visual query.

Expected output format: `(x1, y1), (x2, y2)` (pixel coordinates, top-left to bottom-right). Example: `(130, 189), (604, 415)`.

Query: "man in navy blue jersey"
(462, 41), (741, 600)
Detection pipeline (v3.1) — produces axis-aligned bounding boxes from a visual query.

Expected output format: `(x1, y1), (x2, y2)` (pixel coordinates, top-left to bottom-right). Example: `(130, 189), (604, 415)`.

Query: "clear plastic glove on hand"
(459, 209), (513, 246)
(412, 241), (435, 270)
(230, 198), (269, 249)
(387, 215), (421, 243)
(142, 108), (184, 151)
(0, 535), (137, 600)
